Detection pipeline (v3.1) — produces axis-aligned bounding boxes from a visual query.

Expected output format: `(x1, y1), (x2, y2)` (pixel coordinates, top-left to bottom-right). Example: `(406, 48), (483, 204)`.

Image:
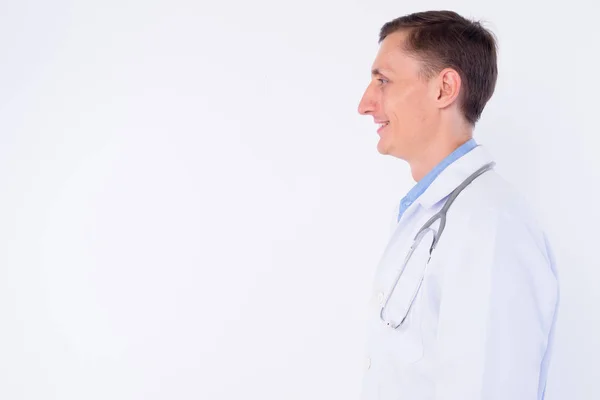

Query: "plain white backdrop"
(0, 0), (597, 399)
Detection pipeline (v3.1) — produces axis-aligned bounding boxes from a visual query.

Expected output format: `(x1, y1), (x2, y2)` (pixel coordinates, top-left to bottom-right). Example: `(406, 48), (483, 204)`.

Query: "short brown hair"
(379, 10), (498, 125)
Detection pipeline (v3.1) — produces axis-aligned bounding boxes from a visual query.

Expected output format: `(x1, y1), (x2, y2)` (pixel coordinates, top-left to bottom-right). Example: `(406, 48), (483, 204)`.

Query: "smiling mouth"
(377, 122), (390, 133)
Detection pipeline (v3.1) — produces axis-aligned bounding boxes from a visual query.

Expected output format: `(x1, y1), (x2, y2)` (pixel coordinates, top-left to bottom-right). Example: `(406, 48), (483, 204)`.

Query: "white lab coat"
(360, 145), (559, 400)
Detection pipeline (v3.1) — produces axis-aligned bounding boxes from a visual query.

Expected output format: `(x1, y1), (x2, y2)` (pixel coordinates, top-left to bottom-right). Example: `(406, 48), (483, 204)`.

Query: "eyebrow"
(371, 68), (392, 77)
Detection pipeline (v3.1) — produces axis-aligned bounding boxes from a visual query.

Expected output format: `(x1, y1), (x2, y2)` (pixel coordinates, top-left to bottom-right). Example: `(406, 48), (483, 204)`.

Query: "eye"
(377, 78), (389, 85)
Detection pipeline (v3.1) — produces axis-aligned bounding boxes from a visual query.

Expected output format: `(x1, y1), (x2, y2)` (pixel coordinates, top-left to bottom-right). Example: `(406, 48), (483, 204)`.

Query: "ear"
(435, 68), (462, 108)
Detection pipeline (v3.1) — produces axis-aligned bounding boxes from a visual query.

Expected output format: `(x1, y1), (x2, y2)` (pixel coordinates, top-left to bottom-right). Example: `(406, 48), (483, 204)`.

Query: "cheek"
(383, 87), (428, 127)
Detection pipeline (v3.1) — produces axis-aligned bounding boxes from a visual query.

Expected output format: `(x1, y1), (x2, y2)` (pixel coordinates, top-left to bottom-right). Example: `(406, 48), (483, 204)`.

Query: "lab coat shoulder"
(432, 171), (559, 399)
(446, 170), (558, 319)
(449, 171), (551, 253)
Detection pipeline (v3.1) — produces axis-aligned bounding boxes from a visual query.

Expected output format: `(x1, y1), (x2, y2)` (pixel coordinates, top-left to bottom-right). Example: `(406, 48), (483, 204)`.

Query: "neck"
(409, 133), (472, 182)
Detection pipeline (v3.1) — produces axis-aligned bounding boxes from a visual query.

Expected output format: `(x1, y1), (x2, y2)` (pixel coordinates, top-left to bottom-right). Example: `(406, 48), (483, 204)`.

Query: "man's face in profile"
(358, 31), (438, 161)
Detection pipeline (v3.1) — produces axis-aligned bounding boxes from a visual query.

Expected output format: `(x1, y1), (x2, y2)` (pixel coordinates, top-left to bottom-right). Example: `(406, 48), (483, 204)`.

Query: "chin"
(376, 142), (389, 155)
(379, 144), (407, 160)
(377, 138), (395, 155)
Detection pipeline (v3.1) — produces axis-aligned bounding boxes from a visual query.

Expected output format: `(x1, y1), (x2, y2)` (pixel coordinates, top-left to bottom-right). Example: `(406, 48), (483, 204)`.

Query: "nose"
(358, 83), (377, 115)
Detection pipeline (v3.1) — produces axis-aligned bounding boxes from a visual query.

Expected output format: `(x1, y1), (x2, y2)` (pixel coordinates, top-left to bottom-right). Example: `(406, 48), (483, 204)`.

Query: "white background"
(0, 1), (597, 399)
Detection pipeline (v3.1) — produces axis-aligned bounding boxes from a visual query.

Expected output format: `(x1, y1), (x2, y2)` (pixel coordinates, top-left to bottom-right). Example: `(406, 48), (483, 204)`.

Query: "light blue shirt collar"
(397, 138), (478, 222)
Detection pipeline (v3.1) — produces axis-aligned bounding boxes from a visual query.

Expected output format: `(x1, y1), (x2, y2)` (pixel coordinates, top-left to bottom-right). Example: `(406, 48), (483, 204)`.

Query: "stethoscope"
(379, 161), (496, 329)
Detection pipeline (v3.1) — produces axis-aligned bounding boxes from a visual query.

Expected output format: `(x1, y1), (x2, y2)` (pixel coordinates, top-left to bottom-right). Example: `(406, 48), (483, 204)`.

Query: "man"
(357, 10), (559, 400)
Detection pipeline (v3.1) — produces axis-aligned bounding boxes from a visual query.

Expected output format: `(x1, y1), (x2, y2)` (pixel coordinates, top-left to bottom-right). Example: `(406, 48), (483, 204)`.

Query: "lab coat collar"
(416, 145), (495, 210)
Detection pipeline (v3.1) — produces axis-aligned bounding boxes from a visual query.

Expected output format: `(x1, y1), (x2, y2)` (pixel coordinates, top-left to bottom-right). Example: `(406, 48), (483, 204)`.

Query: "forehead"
(371, 30), (421, 77)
